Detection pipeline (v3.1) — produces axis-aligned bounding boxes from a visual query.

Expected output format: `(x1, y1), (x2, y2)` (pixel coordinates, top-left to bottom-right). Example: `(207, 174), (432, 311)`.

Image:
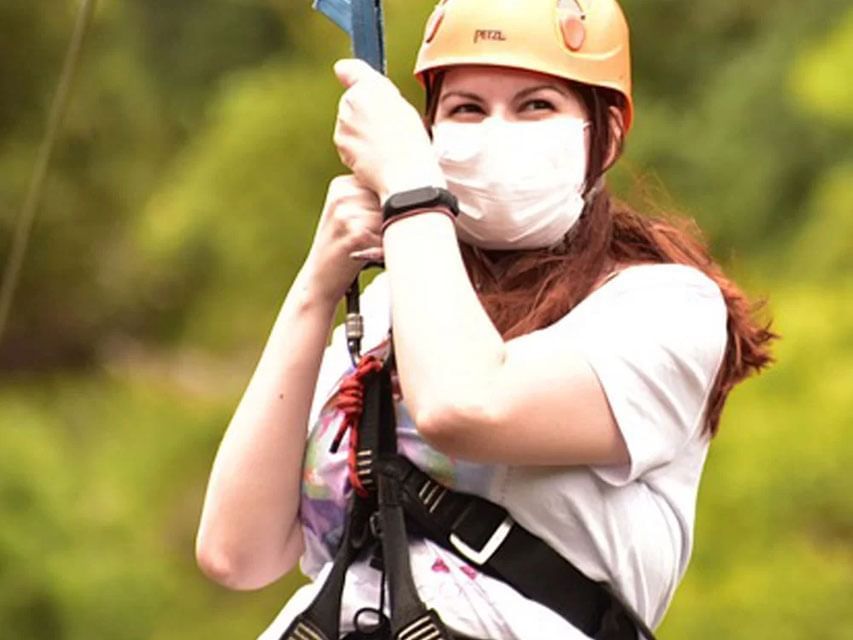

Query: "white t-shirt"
(260, 263), (727, 639)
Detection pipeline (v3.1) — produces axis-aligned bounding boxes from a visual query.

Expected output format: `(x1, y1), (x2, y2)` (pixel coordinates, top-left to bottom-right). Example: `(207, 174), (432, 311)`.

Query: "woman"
(196, 0), (774, 638)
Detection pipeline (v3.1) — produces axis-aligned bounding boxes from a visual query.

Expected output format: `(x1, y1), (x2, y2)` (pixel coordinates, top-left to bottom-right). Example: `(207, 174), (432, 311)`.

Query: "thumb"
(334, 58), (377, 88)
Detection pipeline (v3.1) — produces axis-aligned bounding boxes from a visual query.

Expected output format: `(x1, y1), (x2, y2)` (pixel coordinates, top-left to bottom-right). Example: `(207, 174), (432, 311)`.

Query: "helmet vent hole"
(561, 15), (586, 51)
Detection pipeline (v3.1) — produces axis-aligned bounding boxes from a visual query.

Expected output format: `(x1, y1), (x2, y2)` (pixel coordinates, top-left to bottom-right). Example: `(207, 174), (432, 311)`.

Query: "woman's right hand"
(303, 175), (383, 305)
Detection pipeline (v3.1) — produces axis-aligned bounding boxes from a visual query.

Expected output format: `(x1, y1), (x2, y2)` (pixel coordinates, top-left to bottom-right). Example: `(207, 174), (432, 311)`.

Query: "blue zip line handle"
(313, 0), (386, 73)
(313, 0), (387, 361)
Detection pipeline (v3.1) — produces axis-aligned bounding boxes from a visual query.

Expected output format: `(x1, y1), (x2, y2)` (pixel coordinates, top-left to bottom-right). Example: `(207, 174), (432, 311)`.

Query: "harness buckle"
(449, 515), (514, 566)
(369, 511), (382, 538)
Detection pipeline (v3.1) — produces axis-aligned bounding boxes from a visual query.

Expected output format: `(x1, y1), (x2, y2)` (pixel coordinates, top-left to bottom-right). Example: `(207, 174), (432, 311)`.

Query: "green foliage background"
(1, 0), (850, 637)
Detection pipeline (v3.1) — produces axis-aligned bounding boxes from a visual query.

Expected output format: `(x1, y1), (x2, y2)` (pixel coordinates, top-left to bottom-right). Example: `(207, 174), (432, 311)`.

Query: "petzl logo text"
(473, 29), (507, 43)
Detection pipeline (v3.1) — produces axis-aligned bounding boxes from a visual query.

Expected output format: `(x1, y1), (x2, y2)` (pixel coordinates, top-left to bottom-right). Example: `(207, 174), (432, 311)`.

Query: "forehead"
(440, 65), (571, 96)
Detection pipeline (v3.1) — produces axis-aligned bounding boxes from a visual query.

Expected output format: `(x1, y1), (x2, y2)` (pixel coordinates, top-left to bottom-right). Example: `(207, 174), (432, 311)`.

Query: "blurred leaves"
(0, 0), (851, 637)
(661, 283), (853, 637)
(135, 60), (340, 349)
(790, 6), (853, 128)
(0, 368), (301, 640)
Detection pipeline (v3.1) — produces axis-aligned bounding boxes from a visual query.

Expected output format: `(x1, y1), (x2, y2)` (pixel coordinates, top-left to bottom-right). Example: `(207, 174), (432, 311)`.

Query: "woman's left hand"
(333, 59), (446, 203)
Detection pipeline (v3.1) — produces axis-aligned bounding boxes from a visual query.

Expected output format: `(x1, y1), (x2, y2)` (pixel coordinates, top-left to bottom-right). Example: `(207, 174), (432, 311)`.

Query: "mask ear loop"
(583, 175), (606, 205)
(556, 169), (603, 254)
(582, 117), (605, 213)
(549, 121), (601, 254)
(574, 115), (602, 208)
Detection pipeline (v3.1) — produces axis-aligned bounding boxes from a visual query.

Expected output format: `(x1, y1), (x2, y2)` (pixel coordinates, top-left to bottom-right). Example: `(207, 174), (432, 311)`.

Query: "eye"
(521, 98), (556, 112)
(448, 102), (486, 116)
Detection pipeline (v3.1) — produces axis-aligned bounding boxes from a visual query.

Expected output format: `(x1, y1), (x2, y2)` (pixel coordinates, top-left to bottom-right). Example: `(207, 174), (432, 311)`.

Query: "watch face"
(384, 187), (459, 220)
(394, 187), (439, 209)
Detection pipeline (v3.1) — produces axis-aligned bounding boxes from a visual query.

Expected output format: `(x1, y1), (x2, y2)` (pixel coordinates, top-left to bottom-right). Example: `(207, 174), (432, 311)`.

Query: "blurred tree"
(0, 0), (288, 370)
(0, 0), (70, 138)
(131, 0), (430, 352)
(124, 0), (287, 138)
(617, 0), (850, 258)
(787, 6), (853, 280)
(660, 283), (853, 638)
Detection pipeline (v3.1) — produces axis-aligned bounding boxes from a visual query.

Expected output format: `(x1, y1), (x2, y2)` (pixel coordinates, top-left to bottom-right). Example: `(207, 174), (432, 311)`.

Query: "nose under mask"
(432, 117), (590, 250)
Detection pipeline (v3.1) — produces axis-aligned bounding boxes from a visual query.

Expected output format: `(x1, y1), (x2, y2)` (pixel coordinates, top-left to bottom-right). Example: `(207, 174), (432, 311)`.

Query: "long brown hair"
(425, 72), (775, 436)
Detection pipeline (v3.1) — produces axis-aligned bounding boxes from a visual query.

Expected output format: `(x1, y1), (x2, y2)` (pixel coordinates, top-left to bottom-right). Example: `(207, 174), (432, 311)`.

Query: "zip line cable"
(0, 0), (97, 344)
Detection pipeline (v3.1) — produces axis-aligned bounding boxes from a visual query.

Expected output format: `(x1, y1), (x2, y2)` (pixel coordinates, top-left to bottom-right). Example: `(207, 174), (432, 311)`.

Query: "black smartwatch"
(381, 186), (460, 226)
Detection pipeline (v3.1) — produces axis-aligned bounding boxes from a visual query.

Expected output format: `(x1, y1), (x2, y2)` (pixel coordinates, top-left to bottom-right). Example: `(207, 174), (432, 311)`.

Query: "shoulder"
(576, 263), (727, 338)
(554, 263), (728, 391)
(566, 265), (728, 482)
(599, 263), (724, 301)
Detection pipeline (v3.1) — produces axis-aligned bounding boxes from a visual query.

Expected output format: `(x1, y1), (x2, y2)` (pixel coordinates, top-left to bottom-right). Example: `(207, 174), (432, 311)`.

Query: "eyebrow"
(440, 90), (485, 104)
(440, 83), (571, 104)
(515, 83), (572, 100)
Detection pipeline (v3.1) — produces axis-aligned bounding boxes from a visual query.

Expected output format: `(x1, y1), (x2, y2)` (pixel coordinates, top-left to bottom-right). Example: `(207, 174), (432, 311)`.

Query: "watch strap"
(380, 206), (457, 235)
(382, 187), (460, 223)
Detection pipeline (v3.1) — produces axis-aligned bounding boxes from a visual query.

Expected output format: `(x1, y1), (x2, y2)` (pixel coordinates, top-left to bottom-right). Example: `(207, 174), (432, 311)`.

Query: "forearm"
(383, 213), (506, 439)
(196, 261), (338, 589)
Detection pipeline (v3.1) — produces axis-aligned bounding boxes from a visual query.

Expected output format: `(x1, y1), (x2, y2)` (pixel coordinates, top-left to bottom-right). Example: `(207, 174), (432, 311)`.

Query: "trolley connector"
(345, 311), (364, 365)
(345, 277), (364, 365)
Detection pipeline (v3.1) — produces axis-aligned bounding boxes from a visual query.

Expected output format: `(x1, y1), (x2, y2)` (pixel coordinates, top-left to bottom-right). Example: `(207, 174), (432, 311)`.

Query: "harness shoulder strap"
(371, 358), (453, 639)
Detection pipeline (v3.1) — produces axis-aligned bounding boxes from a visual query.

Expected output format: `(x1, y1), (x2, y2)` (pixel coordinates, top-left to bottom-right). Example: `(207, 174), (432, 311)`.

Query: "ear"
(603, 105), (626, 172)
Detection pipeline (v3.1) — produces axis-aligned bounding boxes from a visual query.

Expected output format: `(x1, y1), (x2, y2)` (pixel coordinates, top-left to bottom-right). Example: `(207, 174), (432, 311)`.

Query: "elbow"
(195, 541), (261, 591)
(195, 543), (248, 590)
(195, 531), (301, 591)
(414, 396), (500, 459)
(414, 403), (455, 449)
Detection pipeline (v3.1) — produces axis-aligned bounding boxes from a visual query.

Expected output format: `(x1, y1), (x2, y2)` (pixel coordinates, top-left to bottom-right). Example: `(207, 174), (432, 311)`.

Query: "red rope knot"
(330, 355), (384, 497)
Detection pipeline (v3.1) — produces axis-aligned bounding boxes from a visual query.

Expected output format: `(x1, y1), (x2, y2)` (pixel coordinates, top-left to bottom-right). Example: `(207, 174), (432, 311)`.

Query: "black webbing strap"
(281, 360), (453, 640)
(277, 363), (385, 640)
(370, 359), (453, 640)
(279, 497), (373, 640)
(378, 455), (658, 640)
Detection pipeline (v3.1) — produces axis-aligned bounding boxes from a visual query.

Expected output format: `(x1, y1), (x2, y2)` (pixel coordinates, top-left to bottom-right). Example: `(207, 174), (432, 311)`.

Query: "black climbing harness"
(278, 353), (658, 640)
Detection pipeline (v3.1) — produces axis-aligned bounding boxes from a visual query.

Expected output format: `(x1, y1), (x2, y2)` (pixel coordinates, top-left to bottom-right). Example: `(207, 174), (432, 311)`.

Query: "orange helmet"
(414, 0), (634, 131)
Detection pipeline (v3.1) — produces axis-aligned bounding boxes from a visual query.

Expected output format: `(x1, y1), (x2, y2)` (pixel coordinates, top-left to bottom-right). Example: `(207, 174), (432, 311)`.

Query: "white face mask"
(432, 117), (590, 250)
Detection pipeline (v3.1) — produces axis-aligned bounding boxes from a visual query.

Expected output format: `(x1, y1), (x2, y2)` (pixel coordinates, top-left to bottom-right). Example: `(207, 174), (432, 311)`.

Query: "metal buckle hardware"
(449, 515), (514, 566)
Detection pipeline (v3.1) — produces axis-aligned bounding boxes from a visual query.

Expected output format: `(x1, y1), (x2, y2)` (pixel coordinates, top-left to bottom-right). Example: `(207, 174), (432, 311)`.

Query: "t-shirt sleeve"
(306, 273), (392, 429)
(568, 265), (727, 485)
